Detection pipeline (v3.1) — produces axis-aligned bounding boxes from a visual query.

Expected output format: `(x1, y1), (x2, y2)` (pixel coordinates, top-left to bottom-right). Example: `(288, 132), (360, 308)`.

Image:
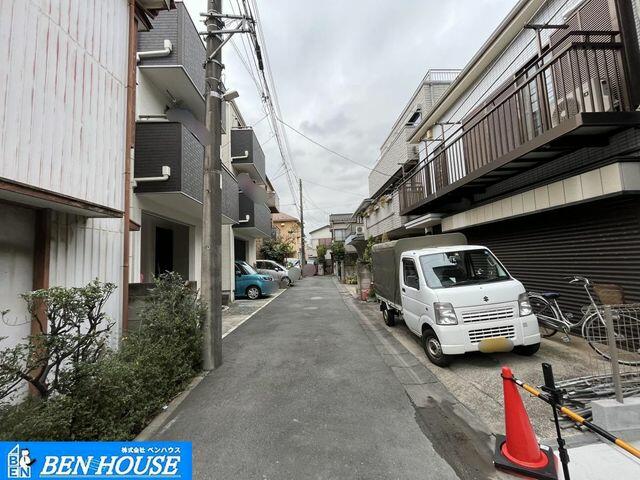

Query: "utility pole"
(201, 0), (224, 370)
(299, 179), (306, 265)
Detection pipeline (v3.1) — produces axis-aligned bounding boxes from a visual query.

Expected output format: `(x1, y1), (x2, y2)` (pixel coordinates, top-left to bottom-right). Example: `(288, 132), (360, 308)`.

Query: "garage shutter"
(464, 196), (640, 315)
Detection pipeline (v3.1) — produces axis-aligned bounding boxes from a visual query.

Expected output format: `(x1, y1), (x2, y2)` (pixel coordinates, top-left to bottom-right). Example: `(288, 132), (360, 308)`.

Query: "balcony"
(266, 190), (280, 213)
(399, 31), (640, 215)
(137, 3), (205, 121)
(233, 192), (272, 238)
(221, 165), (239, 224)
(231, 128), (266, 185)
(134, 122), (237, 224)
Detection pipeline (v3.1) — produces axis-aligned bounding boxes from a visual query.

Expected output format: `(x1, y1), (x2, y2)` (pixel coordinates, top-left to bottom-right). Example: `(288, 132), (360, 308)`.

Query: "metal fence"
(556, 303), (640, 423)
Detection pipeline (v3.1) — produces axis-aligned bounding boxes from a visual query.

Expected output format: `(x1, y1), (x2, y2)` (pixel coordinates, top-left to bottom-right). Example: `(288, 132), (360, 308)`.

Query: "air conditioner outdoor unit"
(356, 226), (364, 234)
(554, 78), (618, 120)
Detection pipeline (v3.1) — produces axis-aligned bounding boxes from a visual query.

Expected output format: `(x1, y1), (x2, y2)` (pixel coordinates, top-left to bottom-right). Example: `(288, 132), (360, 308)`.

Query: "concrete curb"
(136, 373), (208, 440)
(135, 290), (286, 440)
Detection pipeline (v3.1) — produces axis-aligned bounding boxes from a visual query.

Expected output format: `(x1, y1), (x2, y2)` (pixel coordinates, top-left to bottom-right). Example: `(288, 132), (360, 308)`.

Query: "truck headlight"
(434, 302), (458, 325)
(518, 293), (532, 317)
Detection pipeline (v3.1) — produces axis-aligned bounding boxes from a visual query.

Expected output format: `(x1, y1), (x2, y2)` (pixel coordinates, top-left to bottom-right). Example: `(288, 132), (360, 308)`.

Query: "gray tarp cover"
(371, 233), (467, 306)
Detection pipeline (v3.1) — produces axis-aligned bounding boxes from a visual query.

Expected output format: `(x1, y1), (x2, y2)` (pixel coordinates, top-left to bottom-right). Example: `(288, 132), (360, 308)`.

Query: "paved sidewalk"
(222, 289), (285, 337)
(155, 276), (460, 480)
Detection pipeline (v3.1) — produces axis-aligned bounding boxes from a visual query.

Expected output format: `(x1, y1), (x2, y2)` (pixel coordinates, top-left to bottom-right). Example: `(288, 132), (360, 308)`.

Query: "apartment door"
(155, 227), (174, 276)
(234, 238), (247, 261)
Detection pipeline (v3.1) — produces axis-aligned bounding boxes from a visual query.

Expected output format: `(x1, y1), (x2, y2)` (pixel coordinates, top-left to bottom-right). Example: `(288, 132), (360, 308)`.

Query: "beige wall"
(274, 220), (302, 255)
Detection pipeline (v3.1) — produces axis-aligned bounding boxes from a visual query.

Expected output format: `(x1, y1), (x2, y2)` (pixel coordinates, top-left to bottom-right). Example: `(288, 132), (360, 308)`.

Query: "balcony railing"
(399, 31), (632, 214)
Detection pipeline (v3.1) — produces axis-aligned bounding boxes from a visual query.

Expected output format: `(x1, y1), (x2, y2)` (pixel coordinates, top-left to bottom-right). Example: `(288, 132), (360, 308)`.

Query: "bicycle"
(528, 275), (640, 366)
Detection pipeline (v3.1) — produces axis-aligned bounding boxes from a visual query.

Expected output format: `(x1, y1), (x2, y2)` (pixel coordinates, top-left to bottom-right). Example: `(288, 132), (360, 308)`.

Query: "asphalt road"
(156, 276), (460, 480)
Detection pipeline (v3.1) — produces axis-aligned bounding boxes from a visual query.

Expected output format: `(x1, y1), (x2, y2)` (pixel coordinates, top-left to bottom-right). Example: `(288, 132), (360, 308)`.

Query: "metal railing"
(424, 69), (461, 83)
(556, 303), (640, 423)
(399, 31), (631, 214)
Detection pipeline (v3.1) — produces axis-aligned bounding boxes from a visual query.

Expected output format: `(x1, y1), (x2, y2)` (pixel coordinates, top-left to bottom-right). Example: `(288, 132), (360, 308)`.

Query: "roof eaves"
(407, 0), (544, 144)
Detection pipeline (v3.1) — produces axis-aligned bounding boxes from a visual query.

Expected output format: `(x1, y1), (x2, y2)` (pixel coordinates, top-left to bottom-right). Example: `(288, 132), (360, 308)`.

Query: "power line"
(276, 117), (395, 177)
(301, 178), (368, 199)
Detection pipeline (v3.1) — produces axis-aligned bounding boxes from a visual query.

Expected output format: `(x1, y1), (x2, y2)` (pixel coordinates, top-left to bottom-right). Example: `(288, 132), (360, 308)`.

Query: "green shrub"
(259, 238), (295, 265)
(0, 272), (204, 441)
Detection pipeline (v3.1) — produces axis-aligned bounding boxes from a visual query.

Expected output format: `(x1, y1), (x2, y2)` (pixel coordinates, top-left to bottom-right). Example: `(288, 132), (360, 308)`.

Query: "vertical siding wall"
(49, 213), (124, 344)
(0, 0), (129, 211)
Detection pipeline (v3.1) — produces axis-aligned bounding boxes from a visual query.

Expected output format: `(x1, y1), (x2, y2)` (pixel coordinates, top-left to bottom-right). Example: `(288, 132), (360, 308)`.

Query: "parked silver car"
(255, 259), (301, 287)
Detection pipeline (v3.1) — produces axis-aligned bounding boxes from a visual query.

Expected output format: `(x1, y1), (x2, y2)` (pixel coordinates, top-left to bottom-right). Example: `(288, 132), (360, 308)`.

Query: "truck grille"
(468, 325), (516, 344)
(461, 306), (515, 324)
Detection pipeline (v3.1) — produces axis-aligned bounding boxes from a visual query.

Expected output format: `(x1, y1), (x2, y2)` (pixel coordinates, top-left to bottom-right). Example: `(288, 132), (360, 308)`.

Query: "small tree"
(259, 238), (295, 265)
(362, 237), (380, 265)
(316, 244), (328, 263)
(330, 241), (345, 262)
(0, 280), (116, 401)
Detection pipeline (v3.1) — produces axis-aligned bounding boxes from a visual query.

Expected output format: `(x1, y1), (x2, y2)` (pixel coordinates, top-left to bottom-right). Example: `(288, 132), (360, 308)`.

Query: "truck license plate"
(478, 337), (514, 353)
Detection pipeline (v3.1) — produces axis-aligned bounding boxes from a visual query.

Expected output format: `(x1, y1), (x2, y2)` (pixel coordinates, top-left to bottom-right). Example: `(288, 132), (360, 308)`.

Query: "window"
(402, 258), (420, 290)
(406, 109), (422, 126)
(419, 249), (510, 289)
(333, 229), (347, 241)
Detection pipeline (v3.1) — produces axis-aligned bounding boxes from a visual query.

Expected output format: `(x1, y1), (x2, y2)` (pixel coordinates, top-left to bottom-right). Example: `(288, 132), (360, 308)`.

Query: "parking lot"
(350, 291), (602, 440)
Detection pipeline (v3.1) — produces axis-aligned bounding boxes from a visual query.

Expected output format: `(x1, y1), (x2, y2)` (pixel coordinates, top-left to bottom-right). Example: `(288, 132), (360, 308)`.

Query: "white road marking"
(223, 289), (287, 338)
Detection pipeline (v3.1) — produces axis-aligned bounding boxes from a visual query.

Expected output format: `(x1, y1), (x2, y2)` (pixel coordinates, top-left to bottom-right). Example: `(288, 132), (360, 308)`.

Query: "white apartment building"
(132, 2), (275, 305)
(360, 70), (459, 240)
(398, 0), (640, 312)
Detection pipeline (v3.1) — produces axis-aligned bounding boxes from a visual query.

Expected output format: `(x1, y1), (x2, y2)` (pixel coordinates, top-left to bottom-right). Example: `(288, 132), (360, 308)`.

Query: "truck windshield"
(419, 249), (509, 289)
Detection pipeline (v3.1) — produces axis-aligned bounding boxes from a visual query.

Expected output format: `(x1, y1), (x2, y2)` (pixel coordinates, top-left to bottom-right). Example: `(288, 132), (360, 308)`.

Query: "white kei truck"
(371, 233), (541, 366)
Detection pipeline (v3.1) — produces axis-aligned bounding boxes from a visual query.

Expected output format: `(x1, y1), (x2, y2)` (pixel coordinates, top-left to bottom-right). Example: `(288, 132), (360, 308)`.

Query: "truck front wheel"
(382, 308), (396, 327)
(422, 330), (452, 367)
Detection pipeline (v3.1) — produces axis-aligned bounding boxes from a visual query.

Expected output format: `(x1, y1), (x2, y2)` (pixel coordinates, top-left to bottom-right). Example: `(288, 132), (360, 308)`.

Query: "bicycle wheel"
(528, 293), (559, 338)
(583, 312), (640, 366)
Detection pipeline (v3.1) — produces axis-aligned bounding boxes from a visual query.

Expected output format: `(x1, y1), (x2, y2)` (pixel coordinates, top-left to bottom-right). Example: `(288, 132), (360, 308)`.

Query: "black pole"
(542, 363), (570, 480)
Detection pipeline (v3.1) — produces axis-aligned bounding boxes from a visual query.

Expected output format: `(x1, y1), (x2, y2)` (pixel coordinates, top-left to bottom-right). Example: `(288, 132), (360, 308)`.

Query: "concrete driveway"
(155, 276), (462, 480)
(349, 290), (605, 440)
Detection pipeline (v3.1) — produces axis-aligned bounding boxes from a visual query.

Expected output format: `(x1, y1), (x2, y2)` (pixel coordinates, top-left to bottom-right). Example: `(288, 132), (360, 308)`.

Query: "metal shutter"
(463, 196), (640, 315)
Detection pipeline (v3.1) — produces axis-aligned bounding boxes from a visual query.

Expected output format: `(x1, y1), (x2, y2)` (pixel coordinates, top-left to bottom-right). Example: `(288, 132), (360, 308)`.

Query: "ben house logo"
(1, 442), (191, 479)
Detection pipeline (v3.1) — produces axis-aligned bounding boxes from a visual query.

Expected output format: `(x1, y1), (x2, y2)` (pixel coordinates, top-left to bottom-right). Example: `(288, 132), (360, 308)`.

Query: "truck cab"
(373, 236), (540, 366)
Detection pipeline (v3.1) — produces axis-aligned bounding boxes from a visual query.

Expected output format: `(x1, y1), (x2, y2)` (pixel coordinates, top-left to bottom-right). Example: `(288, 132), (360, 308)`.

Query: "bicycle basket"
(592, 283), (625, 305)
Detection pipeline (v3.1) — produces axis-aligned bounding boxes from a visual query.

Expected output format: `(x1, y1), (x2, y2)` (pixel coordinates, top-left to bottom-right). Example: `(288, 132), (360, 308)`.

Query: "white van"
(372, 235), (540, 366)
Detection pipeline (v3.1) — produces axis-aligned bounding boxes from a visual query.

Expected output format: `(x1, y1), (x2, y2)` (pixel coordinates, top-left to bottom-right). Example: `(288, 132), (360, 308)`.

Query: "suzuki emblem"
(483, 296), (489, 302)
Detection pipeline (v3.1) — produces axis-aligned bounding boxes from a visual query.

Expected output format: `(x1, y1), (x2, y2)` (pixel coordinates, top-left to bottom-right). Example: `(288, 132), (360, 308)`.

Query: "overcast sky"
(183, 0), (518, 231)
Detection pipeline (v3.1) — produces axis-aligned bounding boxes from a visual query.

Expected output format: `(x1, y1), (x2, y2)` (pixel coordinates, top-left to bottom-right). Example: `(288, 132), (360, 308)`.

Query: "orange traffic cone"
(494, 366), (558, 479)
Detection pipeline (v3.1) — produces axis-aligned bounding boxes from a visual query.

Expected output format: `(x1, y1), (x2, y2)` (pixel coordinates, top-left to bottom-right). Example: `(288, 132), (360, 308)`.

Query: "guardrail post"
(603, 305), (624, 403)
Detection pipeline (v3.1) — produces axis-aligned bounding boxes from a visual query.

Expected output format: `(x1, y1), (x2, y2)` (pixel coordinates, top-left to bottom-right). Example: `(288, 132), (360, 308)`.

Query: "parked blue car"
(234, 261), (279, 300)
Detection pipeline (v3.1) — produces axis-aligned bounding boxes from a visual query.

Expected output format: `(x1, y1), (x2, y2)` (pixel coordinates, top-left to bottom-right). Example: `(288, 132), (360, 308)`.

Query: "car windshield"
(239, 262), (258, 275)
(419, 249), (509, 289)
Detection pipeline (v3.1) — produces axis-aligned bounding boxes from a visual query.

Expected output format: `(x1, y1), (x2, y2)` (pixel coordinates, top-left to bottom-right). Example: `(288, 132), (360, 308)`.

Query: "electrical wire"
(276, 117), (394, 177)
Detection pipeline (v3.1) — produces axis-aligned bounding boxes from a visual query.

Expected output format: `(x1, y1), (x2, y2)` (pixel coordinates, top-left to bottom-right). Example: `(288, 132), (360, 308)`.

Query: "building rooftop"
(329, 213), (356, 224)
(272, 212), (299, 223)
(309, 224), (330, 234)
